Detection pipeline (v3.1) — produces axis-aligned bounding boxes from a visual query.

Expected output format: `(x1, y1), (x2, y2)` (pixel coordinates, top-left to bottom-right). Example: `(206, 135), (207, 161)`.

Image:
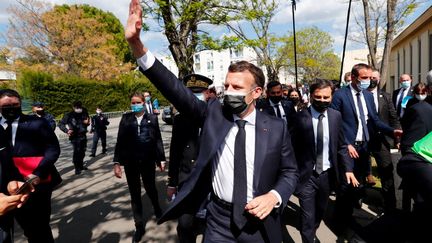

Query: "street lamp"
(291, 0), (298, 89)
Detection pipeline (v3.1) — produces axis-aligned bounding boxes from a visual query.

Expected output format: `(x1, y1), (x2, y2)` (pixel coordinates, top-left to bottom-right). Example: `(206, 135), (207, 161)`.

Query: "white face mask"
(415, 94), (427, 101)
(96, 109), (102, 114)
(74, 108), (83, 113)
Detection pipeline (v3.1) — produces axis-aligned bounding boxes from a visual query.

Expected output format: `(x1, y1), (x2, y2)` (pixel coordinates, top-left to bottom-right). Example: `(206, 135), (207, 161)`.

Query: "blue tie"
(356, 92), (370, 141)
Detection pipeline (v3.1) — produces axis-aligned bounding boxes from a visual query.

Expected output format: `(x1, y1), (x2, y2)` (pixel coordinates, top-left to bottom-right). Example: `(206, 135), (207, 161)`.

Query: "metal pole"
(292, 0), (298, 89)
(340, 0), (353, 85)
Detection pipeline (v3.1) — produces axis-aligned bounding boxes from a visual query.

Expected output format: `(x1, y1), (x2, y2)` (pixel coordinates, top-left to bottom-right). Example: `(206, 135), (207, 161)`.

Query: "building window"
(207, 61), (214, 71)
(409, 44), (412, 75)
(403, 48), (406, 73)
(429, 34), (432, 70)
(195, 54), (200, 63)
(195, 63), (201, 73)
(418, 39), (421, 82)
(397, 52), (400, 78)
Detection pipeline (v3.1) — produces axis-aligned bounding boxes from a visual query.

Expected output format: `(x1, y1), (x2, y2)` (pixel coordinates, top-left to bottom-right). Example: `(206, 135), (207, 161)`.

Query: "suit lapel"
(305, 108), (316, 158)
(327, 109), (337, 166)
(253, 111), (269, 190)
(345, 87), (358, 118)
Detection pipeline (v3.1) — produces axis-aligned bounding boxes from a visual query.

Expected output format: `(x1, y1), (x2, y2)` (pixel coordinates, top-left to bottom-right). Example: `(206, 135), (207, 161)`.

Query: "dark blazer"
(400, 101), (432, 155)
(13, 115), (61, 188)
(256, 98), (295, 126)
(291, 107), (352, 191)
(369, 89), (400, 152)
(113, 112), (165, 165)
(142, 60), (298, 243)
(168, 113), (200, 187)
(392, 87), (413, 109)
(330, 86), (394, 146)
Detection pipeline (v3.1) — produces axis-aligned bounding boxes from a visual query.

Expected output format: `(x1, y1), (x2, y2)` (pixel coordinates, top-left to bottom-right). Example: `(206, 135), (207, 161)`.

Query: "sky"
(1, 0), (431, 58)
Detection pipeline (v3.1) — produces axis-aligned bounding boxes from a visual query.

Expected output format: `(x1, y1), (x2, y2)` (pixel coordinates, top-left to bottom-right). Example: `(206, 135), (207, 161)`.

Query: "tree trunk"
(362, 0), (378, 69)
(380, 0), (397, 88)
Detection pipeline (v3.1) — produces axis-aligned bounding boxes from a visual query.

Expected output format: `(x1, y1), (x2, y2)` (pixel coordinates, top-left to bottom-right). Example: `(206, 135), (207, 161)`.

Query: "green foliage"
(17, 70), (169, 118)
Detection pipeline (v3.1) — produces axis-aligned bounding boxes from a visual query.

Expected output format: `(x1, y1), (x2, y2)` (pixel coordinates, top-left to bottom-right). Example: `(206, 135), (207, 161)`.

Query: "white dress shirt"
(310, 107), (331, 171)
(269, 99), (287, 123)
(350, 84), (369, 142)
(0, 116), (19, 146)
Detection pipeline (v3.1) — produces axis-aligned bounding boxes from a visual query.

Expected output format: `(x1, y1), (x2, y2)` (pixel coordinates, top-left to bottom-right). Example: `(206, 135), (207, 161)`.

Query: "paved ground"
(13, 116), (409, 243)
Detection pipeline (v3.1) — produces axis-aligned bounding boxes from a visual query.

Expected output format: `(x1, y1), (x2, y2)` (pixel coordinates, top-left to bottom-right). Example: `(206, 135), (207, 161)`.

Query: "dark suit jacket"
(291, 108), (352, 192)
(142, 60), (298, 242)
(392, 88), (413, 108)
(113, 112), (165, 165)
(400, 101), (432, 155)
(256, 98), (295, 127)
(369, 89), (401, 152)
(168, 113), (200, 187)
(330, 86), (394, 146)
(13, 115), (61, 188)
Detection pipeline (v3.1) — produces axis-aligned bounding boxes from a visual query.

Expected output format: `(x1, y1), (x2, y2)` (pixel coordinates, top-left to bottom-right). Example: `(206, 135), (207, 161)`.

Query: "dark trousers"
(15, 184), (53, 243)
(371, 144), (396, 212)
(0, 216), (13, 243)
(91, 130), (107, 155)
(124, 160), (161, 226)
(177, 213), (205, 243)
(335, 143), (368, 223)
(298, 170), (332, 243)
(71, 137), (87, 170)
(204, 199), (268, 243)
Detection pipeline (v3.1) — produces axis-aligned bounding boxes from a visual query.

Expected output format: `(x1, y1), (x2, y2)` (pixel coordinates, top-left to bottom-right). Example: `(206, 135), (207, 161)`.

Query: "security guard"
(167, 74), (213, 243)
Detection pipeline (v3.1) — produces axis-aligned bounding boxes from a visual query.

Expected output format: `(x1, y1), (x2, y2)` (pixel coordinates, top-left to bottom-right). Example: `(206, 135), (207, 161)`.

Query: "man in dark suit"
(397, 84), (432, 242)
(368, 70), (400, 213)
(291, 79), (358, 243)
(330, 64), (402, 224)
(256, 80), (295, 126)
(89, 106), (109, 157)
(167, 74), (213, 243)
(113, 91), (166, 242)
(30, 101), (56, 131)
(0, 89), (61, 243)
(392, 74), (413, 119)
(125, 2), (298, 241)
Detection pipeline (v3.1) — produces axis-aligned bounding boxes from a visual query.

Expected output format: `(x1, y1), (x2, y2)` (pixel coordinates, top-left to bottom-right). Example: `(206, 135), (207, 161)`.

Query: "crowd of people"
(0, 1), (431, 242)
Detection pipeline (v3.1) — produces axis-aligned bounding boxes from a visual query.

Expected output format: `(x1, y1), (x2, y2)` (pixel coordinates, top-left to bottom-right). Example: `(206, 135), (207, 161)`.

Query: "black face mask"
(312, 100), (330, 113)
(269, 95), (282, 104)
(1, 106), (22, 121)
(223, 93), (248, 115)
(35, 110), (45, 116)
(289, 97), (300, 104)
(369, 79), (378, 89)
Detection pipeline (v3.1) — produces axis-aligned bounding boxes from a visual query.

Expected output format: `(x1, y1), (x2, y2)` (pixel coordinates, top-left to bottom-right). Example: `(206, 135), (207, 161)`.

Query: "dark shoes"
(75, 169), (81, 175)
(102, 149), (107, 154)
(133, 225), (145, 242)
(89, 154), (96, 157)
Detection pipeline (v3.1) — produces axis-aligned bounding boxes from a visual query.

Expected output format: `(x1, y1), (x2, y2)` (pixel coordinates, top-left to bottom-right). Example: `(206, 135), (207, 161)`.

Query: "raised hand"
(125, 0), (146, 58)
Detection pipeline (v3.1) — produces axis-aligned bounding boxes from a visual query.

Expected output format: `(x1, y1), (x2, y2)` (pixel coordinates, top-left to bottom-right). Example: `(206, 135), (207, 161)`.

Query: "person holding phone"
(113, 91), (166, 242)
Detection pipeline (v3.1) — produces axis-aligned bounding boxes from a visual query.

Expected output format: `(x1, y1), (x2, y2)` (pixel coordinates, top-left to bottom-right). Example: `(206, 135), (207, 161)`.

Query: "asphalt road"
(13, 116), (408, 243)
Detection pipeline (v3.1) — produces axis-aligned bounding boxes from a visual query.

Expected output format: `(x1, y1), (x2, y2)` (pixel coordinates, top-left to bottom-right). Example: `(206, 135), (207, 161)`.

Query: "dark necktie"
(274, 104), (282, 118)
(356, 92), (370, 141)
(232, 119), (247, 229)
(4, 120), (14, 148)
(396, 89), (405, 117)
(315, 114), (324, 174)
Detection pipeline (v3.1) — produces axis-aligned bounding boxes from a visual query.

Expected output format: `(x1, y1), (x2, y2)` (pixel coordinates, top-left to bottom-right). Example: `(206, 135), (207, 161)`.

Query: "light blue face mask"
(131, 104), (144, 113)
(401, 81), (411, 89)
(358, 79), (371, 91)
(145, 96), (151, 103)
(194, 92), (205, 101)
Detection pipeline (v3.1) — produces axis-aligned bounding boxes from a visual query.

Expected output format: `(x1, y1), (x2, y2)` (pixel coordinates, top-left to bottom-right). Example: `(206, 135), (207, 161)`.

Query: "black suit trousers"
(15, 184), (54, 243)
(298, 170), (332, 243)
(124, 159), (161, 225)
(371, 144), (396, 211)
(177, 213), (205, 243)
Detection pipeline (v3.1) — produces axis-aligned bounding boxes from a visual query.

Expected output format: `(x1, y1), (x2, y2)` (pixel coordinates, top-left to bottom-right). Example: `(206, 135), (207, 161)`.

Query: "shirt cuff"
(270, 190), (282, 208)
(137, 50), (156, 71)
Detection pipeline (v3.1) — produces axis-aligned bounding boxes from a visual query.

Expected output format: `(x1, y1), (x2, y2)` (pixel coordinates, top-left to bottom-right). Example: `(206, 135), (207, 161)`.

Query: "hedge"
(17, 70), (169, 118)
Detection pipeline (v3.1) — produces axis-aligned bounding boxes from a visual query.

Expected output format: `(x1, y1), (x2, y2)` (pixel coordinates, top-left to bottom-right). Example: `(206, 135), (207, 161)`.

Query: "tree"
(141, 0), (237, 78)
(351, 0), (419, 87)
(5, 0), (132, 81)
(278, 27), (341, 83)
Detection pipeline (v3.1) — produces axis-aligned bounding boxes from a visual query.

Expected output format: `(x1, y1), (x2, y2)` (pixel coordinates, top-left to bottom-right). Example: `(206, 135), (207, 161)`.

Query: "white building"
(0, 70), (16, 84)
(156, 47), (294, 88)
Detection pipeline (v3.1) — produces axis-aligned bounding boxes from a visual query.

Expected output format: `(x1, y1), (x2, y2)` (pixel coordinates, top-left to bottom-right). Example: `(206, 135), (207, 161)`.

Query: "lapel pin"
(263, 128), (268, 132)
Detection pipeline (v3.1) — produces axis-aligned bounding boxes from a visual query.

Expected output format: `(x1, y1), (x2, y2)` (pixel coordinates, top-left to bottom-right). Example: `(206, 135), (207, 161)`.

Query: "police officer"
(167, 74), (213, 243)
(58, 101), (90, 175)
(89, 106), (109, 157)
